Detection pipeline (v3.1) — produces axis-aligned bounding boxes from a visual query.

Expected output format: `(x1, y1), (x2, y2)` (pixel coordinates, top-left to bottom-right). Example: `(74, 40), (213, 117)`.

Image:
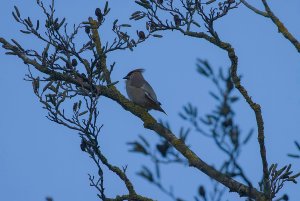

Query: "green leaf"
(127, 141), (148, 155)
(120, 24), (131, 27)
(137, 166), (153, 182)
(58, 18), (66, 29)
(275, 165), (287, 178)
(295, 141), (300, 150)
(291, 172), (300, 179)
(135, 1), (152, 9)
(5, 52), (17, 55)
(78, 111), (88, 116)
(138, 135), (150, 147)
(230, 96), (239, 103)
(113, 19), (118, 27)
(178, 112), (187, 120)
(73, 102), (78, 112)
(287, 154), (300, 158)
(209, 91), (220, 101)
(36, 20), (40, 30)
(12, 12), (20, 22)
(192, 21), (201, 28)
(197, 59), (213, 75)
(243, 129), (254, 144)
(14, 6), (20, 17)
(20, 30), (31, 34)
(104, 1), (109, 14)
(152, 34), (163, 38)
(197, 65), (209, 77)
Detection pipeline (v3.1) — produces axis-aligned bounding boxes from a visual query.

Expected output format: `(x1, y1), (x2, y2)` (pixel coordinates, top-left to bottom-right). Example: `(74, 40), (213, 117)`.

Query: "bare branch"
(261, 0), (300, 52)
(240, 0), (268, 17)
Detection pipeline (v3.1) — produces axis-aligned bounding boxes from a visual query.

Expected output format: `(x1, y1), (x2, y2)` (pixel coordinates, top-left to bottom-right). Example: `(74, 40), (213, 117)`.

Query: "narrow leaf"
(14, 6), (20, 17)
(243, 129), (254, 144)
(295, 141), (300, 150)
(152, 34), (163, 38)
(20, 30), (31, 34)
(78, 111), (88, 116)
(138, 135), (150, 147)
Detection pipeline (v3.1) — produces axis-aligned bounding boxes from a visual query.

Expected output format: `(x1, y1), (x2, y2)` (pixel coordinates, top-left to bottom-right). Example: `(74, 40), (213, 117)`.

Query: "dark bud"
(85, 26), (90, 34)
(156, 141), (169, 157)
(282, 194), (289, 201)
(173, 14), (181, 26)
(32, 78), (40, 94)
(119, 32), (129, 40)
(198, 185), (206, 198)
(98, 168), (103, 177)
(81, 73), (87, 80)
(222, 118), (232, 128)
(95, 8), (103, 22)
(73, 102), (78, 112)
(45, 20), (50, 28)
(57, 44), (64, 51)
(128, 142), (148, 155)
(227, 78), (234, 91)
(95, 8), (102, 17)
(157, 0), (163, 4)
(230, 127), (239, 149)
(36, 20), (40, 30)
(146, 21), (157, 32)
(227, 0), (235, 3)
(218, 2), (223, 10)
(53, 23), (60, 31)
(46, 197), (53, 201)
(130, 39), (136, 47)
(80, 139), (87, 152)
(66, 62), (72, 69)
(71, 59), (78, 67)
(138, 31), (146, 40)
(220, 104), (230, 116)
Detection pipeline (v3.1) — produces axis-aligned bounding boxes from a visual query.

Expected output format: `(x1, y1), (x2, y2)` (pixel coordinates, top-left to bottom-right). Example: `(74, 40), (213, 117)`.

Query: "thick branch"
(261, 0), (300, 52)
(89, 18), (112, 84)
(226, 44), (270, 197)
(105, 194), (153, 201)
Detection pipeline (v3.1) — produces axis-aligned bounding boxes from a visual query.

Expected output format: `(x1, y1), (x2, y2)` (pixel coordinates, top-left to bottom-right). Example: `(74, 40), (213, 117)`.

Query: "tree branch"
(105, 194), (153, 201)
(261, 0), (300, 52)
(88, 17), (112, 84)
(0, 36), (267, 200)
(240, 0), (268, 17)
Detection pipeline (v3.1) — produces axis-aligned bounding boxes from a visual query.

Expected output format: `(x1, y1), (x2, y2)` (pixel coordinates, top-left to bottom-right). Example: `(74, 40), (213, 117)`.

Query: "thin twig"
(240, 0), (268, 17)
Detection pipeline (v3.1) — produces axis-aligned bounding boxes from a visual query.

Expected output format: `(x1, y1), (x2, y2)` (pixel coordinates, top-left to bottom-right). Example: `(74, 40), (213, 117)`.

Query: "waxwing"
(123, 69), (166, 114)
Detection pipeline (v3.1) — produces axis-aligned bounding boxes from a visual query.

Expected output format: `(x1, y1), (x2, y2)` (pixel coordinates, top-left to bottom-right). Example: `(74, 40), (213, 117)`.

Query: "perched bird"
(123, 69), (166, 114)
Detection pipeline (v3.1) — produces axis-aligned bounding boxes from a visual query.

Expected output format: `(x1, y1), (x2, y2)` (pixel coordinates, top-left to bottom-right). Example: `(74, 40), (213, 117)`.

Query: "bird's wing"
(141, 81), (160, 104)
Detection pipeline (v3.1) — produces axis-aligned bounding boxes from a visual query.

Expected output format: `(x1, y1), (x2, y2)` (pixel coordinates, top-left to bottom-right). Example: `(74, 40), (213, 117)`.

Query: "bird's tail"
(157, 106), (167, 115)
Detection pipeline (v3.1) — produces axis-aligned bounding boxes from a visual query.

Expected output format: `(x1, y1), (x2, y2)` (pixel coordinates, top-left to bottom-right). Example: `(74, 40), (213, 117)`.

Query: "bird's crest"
(126, 68), (145, 77)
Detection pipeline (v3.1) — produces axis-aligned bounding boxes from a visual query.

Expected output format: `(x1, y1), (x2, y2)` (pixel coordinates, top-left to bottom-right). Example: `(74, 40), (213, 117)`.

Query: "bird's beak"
(123, 75), (129, 80)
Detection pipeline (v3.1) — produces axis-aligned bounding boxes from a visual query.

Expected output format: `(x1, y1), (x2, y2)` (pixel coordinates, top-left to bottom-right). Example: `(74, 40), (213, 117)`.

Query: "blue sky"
(1, 1), (300, 201)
